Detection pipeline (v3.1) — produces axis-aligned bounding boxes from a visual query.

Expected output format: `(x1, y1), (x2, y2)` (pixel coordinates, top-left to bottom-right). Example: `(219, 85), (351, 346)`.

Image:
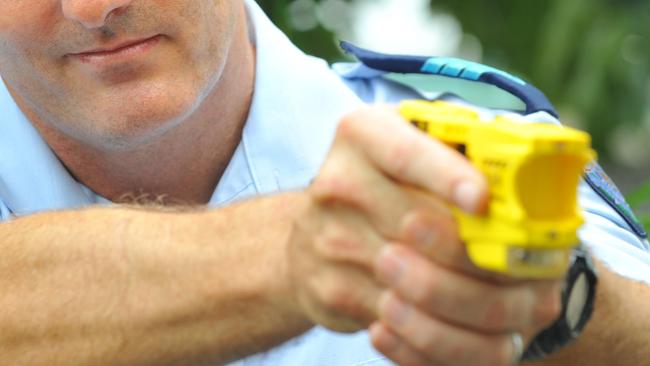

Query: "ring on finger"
(510, 332), (524, 365)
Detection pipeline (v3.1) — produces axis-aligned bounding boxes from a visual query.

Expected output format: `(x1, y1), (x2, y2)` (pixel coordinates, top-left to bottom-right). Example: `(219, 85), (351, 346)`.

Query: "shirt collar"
(211, 0), (363, 203)
(0, 79), (102, 216)
(0, 0), (362, 214)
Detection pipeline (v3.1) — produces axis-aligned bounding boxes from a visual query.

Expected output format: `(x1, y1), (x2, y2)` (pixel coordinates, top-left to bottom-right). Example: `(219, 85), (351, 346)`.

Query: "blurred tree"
(257, 0), (650, 165)
(627, 180), (650, 233)
(257, 0), (650, 231)
(256, 0), (346, 60)
(431, 0), (650, 162)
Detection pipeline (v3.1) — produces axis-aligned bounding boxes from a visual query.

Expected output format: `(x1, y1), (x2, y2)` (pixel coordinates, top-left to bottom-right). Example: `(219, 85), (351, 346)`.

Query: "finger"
(311, 140), (411, 239)
(304, 264), (384, 332)
(377, 292), (523, 366)
(375, 245), (563, 333)
(311, 203), (387, 269)
(399, 208), (542, 284)
(311, 138), (449, 241)
(370, 322), (438, 366)
(290, 205), (385, 331)
(398, 205), (479, 275)
(336, 105), (488, 214)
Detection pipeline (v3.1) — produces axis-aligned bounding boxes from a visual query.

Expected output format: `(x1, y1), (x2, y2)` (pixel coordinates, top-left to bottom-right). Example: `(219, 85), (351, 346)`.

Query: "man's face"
(0, 0), (238, 148)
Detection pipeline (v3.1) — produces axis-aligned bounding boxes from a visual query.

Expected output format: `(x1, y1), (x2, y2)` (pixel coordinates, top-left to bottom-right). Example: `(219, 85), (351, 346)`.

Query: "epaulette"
(341, 41), (648, 240)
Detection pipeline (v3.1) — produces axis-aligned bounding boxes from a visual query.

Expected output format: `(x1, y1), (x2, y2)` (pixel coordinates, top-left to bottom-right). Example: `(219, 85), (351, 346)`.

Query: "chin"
(85, 85), (204, 151)
(46, 55), (223, 151)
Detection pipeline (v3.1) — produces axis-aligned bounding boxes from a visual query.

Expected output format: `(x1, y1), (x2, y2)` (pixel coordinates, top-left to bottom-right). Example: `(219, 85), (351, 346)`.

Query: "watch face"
(567, 273), (589, 330)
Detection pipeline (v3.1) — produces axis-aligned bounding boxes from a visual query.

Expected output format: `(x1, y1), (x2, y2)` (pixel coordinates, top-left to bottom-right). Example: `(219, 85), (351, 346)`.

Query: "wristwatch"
(522, 245), (598, 361)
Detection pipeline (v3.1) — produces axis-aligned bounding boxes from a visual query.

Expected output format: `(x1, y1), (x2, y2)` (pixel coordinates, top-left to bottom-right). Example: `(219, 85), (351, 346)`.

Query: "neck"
(14, 7), (256, 205)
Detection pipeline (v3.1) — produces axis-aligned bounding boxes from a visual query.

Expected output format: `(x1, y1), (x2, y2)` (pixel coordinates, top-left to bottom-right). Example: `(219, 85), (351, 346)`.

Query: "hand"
(286, 105), (563, 365)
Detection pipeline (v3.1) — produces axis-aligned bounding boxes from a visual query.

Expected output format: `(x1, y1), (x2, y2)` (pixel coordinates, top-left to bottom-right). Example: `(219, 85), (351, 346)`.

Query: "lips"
(68, 35), (162, 64)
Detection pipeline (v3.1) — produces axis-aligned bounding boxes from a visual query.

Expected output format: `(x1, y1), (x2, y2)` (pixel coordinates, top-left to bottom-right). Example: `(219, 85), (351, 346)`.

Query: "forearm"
(526, 260), (650, 366)
(0, 193), (312, 366)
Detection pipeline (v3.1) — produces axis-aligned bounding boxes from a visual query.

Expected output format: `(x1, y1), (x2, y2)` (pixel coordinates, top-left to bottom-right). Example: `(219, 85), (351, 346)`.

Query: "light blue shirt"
(0, 1), (648, 365)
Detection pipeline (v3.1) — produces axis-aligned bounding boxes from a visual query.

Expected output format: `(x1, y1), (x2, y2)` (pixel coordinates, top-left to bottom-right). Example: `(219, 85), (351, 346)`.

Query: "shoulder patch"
(584, 163), (648, 239)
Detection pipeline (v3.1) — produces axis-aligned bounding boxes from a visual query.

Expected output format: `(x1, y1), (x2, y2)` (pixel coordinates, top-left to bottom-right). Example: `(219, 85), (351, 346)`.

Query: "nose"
(62, 0), (133, 29)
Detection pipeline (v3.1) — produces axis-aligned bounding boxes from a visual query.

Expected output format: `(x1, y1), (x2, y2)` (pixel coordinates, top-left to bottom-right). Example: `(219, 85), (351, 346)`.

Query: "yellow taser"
(400, 100), (596, 278)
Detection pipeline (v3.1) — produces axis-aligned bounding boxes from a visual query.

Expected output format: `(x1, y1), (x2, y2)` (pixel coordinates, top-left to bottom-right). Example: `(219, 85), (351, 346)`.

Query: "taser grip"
(399, 100), (596, 278)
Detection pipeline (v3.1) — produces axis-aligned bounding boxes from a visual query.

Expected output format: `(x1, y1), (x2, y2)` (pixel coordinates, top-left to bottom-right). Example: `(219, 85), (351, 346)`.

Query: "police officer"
(0, 0), (647, 365)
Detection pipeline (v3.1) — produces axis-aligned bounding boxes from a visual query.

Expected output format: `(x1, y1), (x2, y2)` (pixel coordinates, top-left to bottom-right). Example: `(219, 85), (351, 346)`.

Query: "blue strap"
(340, 41), (559, 118)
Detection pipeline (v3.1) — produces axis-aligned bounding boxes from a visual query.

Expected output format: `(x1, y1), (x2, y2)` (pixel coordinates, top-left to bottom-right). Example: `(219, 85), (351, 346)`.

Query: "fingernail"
(379, 292), (411, 326)
(453, 181), (482, 213)
(369, 322), (400, 353)
(376, 248), (406, 286)
(510, 332), (524, 365)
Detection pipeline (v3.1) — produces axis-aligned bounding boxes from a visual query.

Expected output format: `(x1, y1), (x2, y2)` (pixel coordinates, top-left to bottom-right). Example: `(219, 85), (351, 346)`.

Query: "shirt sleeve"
(578, 181), (650, 284)
(0, 198), (11, 221)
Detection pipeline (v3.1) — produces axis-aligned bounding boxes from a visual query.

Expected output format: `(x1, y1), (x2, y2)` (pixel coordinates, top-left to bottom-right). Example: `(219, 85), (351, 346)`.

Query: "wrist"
(273, 191), (316, 329)
(204, 193), (314, 330)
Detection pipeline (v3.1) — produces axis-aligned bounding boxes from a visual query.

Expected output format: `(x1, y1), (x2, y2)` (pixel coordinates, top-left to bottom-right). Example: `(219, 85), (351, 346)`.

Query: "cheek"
(0, 2), (62, 79)
(0, 2), (59, 46)
(188, 1), (236, 70)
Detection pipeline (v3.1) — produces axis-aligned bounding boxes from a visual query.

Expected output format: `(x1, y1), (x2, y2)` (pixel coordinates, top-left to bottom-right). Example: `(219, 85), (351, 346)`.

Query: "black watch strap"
(522, 245), (598, 361)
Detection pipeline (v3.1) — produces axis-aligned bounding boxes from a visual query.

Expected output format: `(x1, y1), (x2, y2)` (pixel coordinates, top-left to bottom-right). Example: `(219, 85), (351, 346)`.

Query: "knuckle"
(408, 325), (441, 353)
(315, 222), (364, 260)
(481, 296), (511, 331)
(474, 336), (515, 366)
(337, 109), (367, 140)
(483, 297), (508, 330)
(411, 272), (441, 307)
(311, 170), (358, 203)
(386, 138), (416, 177)
(401, 357), (429, 366)
(374, 337), (428, 366)
(446, 342), (472, 365)
(533, 290), (562, 326)
(336, 114), (355, 138)
(493, 339), (515, 366)
(443, 335), (506, 366)
(317, 276), (362, 318)
(310, 154), (369, 206)
(310, 174), (336, 200)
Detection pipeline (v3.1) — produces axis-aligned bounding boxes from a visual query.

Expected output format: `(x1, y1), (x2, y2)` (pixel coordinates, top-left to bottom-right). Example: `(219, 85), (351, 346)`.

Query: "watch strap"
(522, 245), (598, 361)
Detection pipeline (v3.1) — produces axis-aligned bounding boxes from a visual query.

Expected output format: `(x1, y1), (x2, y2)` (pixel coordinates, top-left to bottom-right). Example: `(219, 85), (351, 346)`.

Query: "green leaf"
(641, 215), (650, 230)
(626, 180), (650, 208)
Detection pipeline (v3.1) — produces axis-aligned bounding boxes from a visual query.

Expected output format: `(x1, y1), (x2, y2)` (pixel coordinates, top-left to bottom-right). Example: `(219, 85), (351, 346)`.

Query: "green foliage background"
(628, 181), (650, 230)
(258, 0), (650, 156)
(256, 0), (347, 61)
(432, 0), (650, 162)
(256, 0), (650, 226)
